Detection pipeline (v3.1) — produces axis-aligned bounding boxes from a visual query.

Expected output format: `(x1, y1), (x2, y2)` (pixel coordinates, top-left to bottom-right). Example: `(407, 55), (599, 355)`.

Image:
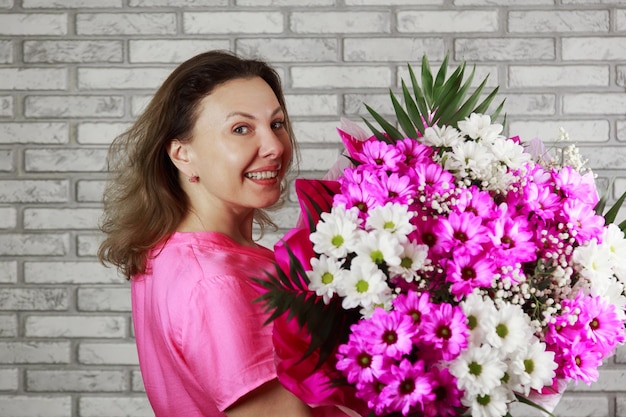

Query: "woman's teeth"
(245, 171), (279, 180)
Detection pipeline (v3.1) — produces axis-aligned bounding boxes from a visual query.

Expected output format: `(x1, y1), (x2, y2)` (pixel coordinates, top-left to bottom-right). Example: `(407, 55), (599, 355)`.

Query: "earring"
(188, 175), (199, 183)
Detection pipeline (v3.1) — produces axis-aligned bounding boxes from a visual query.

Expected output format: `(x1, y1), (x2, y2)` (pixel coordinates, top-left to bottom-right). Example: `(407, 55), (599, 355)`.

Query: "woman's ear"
(167, 139), (194, 175)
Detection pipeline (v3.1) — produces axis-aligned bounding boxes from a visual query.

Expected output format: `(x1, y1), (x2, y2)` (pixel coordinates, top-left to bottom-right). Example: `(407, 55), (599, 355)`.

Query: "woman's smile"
(244, 167), (281, 181)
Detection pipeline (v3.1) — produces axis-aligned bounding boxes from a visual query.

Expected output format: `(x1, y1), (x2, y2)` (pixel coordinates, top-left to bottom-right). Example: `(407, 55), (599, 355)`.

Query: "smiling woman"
(166, 76), (292, 243)
(96, 50), (350, 417)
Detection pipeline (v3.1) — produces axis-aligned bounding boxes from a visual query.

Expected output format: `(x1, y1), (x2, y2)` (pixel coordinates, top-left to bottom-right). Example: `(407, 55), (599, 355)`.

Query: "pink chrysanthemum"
(335, 166), (384, 217)
(524, 163), (552, 186)
(534, 224), (576, 265)
(410, 216), (440, 250)
(552, 165), (599, 206)
(412, 161), (456, 196)
(545, 292), (587, 345)
(555, 337), (602, 384)
(357, 378), (390, 416)
(379, 359), (435, 416)
(455, 185), (498, 220)
(422, 367), (464, 417)
(579, 294), (626, 355)
(544, 316), (572, 351)
(419, 303), (469, 361)
(336, 333), (386, 384)
(487, 211), (537, 263)
(544, 313), (578, 348)
(377, 171), (416, 206)
(432, 211), (490, 257)
(516, 181), (561, 222)
(392, 290), (432, 328)
(560, 200), (605, 244)
(445, 253), (496, 299)
(396, 138), (434, 168)
(356, 139), (405, 172)
(366, 308), (416, 360)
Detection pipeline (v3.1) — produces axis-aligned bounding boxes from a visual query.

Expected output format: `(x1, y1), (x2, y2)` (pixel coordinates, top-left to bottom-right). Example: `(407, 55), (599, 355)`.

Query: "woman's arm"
(226, 378), (313, 417)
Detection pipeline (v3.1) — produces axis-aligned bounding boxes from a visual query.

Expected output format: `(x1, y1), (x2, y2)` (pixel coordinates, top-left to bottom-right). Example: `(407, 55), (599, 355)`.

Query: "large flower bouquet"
(256, 56), (626, 417)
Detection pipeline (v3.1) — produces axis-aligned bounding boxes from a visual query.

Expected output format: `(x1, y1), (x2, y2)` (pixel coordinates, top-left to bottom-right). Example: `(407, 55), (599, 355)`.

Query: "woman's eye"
(271, 121), (285, 130)
(233, 125), (249, 134)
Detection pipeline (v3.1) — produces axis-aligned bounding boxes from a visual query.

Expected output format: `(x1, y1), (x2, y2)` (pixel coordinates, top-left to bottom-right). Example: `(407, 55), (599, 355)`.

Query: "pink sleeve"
(181, 275), (277, 412)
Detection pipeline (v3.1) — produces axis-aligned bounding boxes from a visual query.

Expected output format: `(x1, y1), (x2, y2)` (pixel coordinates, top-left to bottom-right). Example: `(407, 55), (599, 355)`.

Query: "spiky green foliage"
(595, 182), (626, 233)
(364, 53), (506, 142)
(254, 188), (360, 369)
(254, 246), (359, 368)
(298, 180), (338, 233)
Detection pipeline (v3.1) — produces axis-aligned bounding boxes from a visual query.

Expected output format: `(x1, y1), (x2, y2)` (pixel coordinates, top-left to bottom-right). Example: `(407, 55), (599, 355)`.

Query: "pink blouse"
(132, 232), (279, 416)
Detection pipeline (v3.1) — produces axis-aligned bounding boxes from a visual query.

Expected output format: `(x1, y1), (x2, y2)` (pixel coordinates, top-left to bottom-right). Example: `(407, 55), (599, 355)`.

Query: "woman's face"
(183, 76), (292, 214)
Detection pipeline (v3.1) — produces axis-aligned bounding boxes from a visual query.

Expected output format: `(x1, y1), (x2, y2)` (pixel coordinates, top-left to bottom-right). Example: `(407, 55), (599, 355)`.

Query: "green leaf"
(421, 55), (434, 104)
(301, 205), (316, 232)
(298, 189), (326, 232)
(432, 54), (449, 93)
(595, 186), (610, 216)
(390, 91), (418, 139)
(445, 70), (485, 124)
(401, 80), (424, 136)
(435, 67), (478, 127)
(431, 60), (465, 111)
(362, 117), (389, 142)
(364, 52), (505, 138)
(285, 245), (309, 291)
(473, 85), (501, 115)
(603, 189), (626, 225)
(514, 393), (557, 417)
(297, 181), (337, 226)
(491, 100), (507, 126)
(365, 104), (404, 141)
(409, 63), (429, 117)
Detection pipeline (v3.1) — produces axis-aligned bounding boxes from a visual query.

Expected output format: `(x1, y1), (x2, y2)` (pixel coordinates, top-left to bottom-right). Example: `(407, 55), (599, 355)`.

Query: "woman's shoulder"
(162, 231), (271, 253)
(146, 231), (275, 284)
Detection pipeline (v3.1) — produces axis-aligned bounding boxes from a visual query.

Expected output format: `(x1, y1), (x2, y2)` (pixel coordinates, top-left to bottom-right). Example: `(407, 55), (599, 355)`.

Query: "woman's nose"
(259, 129), (285, 159)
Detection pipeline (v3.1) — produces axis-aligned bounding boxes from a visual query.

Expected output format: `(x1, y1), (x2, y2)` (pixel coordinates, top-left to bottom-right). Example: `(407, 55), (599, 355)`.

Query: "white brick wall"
(1, 2), (625, 417)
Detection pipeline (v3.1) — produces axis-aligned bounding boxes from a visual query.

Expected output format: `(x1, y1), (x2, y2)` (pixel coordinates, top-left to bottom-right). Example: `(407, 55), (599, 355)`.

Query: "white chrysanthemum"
(444, 140), (494, 181)
(572, 237), (626, 310)
(359, 294), (394, 318)
(307, 254), (347, 304)
(485, 303), (533, 355)
(572, 240), (614, 283)
(339, 257), (391, 310)
(352, 229), (403, 268)
(602, 223), (626, 282)
(588, 276), (626, 312)
(488, 136), (532, 170)
(366, 202), (415, 241)
(458, 113), (503, 142)
(449, 344), (507, 396)
(309, 205), (361, 259)
(508, 337), (557, 396)
(422, 124), (464, 148)
(462, 386), (510, 417)
(388, 240), (429, 282)
(461, 292), (498, 347)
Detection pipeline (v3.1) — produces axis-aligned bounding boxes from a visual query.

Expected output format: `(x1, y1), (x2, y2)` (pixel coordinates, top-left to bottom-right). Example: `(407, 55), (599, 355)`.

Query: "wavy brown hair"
(98, 50), (296, 279)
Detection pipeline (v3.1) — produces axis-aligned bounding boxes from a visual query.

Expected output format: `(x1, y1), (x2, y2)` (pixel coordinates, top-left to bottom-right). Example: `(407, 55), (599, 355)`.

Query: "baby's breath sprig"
(535, 127), (591, 174)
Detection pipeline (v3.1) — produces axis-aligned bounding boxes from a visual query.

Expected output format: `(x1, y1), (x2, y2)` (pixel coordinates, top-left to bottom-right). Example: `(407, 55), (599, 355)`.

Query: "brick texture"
(1, 2), (625, 417)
